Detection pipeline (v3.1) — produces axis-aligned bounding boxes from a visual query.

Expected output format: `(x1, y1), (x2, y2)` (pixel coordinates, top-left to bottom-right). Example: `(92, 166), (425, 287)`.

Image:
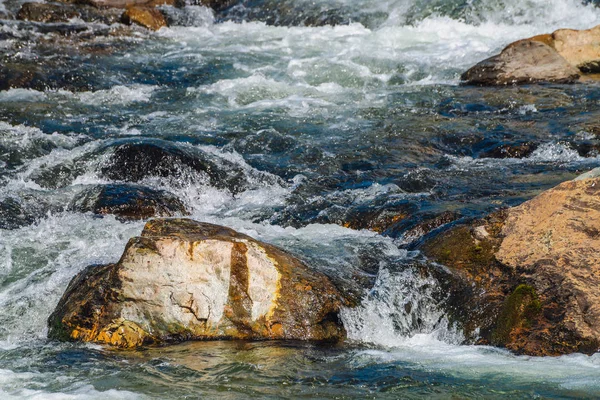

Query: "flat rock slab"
(48, 219), (346, 347)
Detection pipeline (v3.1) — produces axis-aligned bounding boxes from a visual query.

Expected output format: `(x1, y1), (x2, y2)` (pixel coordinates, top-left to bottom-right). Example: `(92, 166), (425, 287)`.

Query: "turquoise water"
(2, 0), (600, 397)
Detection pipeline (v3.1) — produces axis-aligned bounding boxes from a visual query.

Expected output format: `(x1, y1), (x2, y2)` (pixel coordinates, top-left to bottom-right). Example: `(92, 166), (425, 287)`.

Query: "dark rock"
(396, 211), (461, 245)
(479, 142), (538, 159)
(0, 197), (38, 229)
(70, 184), (188, 220)
(341, 201), (417, 234)
(48, 219), (348, 347)
(100, 140), (248, 193)
(0, 61), (46, 92)
(197, 0), (239, 12)
(572, 142), (600, 158)
(17, 3), (78, 23)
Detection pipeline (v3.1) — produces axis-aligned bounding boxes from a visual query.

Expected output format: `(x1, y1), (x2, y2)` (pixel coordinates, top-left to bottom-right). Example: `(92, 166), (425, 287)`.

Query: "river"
(2, 0), (600, 398)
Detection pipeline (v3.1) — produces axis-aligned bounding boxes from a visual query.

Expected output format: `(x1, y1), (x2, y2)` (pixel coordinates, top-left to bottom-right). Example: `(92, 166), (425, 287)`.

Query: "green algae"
(491, 284), (541, 346)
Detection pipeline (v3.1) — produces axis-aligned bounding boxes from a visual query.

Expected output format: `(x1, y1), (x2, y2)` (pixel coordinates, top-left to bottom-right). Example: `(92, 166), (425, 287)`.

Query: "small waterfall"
(340, 266), (464, 347)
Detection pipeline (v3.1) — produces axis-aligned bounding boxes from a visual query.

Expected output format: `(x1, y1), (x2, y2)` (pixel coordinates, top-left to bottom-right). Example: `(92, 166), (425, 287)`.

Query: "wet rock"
(421, 176), (600, 355)
(571, 142), (600, 158)
(461, 40), (580, 86)
(341, 201), (417, 234)
(479, 142), (538, 159)
(100, 140), (248, 193)
(0, 197), (38, 230)
(17, 2), (122, 24)
(121, 6), (167, 30)
(396, 211), (460, 245)
(70, 184), (188, 220)
(48, 219), (347, 347)
(196, 0), (239, 12)
(0, 61), (45, 91)
(17, 3), (78, 23)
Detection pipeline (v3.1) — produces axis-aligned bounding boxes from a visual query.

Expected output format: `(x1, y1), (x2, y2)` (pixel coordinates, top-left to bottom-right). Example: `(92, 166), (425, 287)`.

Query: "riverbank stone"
(48, 219), (347, 347)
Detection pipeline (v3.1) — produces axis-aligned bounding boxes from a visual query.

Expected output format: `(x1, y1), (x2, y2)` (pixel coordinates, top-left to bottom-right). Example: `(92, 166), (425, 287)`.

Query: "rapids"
(2, 0), (600, 397)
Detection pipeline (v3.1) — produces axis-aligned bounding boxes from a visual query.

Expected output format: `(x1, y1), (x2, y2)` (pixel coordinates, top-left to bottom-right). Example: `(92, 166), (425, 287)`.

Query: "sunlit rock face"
(422, 176), (600, 356)
(461, 39), (580, 85)
(462, 24), (600, 85)
(48, 219), (346, 347)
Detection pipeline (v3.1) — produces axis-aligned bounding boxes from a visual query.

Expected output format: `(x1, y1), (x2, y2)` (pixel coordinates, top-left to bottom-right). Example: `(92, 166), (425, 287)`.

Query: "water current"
(2, 0), (600, 398)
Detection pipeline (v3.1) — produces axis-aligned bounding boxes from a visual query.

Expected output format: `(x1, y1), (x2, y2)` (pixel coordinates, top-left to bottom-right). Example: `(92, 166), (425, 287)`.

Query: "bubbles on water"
(77, 85), (158, 106)
(162, 5), (215, 27)
(0, 368), (147, 400)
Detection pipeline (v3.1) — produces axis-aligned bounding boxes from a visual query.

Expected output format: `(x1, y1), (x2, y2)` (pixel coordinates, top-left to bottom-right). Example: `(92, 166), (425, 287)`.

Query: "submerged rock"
(48, 219), (346, 347)
(479, 142), (538, 159)
(198, 0), (239, 12)
(0, 197), (38, 230)
(461, 40), (580, 86)
(421, 176), (600, 355)
(70, 184), (188, 220)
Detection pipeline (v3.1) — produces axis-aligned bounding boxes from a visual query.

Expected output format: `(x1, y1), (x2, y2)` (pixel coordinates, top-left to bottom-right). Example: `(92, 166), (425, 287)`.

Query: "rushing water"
(3, 0), (600, 398)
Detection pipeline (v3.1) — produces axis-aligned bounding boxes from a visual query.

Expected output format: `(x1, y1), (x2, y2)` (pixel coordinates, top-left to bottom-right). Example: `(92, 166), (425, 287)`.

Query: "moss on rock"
(491, 284), (541, 346)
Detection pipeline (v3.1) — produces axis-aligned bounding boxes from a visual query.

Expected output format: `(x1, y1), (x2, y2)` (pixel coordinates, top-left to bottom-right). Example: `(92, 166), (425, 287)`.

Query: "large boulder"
(421, 176), (600, 355)
(461, 39), (580, 86)
(48, 219), (346, 347)
(462, 23), (600, 85)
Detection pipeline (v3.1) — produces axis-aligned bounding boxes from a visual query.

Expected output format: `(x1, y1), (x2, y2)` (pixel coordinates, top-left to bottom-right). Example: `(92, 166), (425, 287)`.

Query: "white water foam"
(77, 85), (158, 106)
(341, 267), (464, 348)
(449, 142), (590, 170)
(0, 214), (144, 345)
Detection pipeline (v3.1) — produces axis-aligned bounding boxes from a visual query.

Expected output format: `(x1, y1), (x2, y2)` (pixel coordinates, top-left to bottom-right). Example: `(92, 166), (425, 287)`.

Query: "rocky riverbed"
(3, 0), (600, 398)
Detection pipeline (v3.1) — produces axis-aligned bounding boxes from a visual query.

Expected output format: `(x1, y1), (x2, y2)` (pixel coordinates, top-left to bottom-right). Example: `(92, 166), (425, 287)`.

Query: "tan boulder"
(48, 219), (346, 348)
(551, 25), (600, 72)
(121, 5), (167, 30)
(462, 23), (600, 85)
(461, 40), (580, 86)
(422, 175), (600, 355)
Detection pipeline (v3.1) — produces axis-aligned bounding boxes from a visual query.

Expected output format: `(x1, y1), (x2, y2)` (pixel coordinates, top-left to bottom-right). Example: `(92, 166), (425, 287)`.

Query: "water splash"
(341, 267), (464, 347)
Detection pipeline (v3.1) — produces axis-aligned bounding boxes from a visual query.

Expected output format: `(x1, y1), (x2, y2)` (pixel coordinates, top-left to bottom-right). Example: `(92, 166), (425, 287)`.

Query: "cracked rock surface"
(48, 219), (346, 347)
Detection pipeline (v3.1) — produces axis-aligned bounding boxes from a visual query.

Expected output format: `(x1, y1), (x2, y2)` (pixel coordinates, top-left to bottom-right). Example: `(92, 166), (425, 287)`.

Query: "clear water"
(2, 0), (600, 397)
